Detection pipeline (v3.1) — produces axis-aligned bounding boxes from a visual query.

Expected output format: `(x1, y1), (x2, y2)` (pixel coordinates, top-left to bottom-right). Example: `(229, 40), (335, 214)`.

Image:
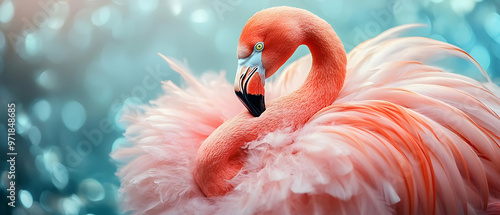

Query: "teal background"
(0, 0), (499, 214)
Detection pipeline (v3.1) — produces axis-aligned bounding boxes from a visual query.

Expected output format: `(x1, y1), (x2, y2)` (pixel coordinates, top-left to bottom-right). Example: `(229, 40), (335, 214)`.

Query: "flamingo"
(113, 6), (500, 214)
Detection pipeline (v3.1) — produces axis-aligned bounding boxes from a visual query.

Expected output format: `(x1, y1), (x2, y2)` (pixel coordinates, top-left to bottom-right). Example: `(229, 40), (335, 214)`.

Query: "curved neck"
(194, 14), (347, 197)
(271, 16), (347, 127)
(299, 16), (347, 112)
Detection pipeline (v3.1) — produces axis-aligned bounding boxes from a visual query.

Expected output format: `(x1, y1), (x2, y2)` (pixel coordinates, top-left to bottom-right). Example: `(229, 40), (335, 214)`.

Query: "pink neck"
(194, 16), (347, 197)
(289, 16), (347, 124)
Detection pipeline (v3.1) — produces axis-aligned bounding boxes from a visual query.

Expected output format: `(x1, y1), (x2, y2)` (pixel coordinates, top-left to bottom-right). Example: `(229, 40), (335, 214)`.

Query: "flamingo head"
(235, 7), (305, 117)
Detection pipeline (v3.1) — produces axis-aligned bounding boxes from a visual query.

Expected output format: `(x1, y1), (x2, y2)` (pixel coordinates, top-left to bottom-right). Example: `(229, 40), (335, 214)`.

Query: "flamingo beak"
(235, 57), (266, 117)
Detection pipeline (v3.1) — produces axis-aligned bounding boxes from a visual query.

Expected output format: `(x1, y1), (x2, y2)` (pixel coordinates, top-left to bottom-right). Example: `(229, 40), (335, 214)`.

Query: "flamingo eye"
(254, 42), (264, 52)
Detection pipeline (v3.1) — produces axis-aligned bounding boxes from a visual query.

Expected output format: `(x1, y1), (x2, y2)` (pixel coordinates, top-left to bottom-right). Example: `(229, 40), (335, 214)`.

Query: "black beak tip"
(235, 91), (266, 117)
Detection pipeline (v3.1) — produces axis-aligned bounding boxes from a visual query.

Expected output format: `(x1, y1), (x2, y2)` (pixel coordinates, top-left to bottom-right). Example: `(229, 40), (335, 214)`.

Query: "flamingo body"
(114, 7), (500, 214)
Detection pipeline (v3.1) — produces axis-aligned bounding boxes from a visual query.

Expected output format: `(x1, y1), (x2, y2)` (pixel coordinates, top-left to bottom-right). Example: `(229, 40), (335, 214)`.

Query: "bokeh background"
(0, 0), (499, 214)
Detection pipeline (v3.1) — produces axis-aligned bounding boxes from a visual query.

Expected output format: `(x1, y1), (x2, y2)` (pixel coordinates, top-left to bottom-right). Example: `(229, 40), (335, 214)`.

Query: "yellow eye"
(254, 42), (264, 51)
